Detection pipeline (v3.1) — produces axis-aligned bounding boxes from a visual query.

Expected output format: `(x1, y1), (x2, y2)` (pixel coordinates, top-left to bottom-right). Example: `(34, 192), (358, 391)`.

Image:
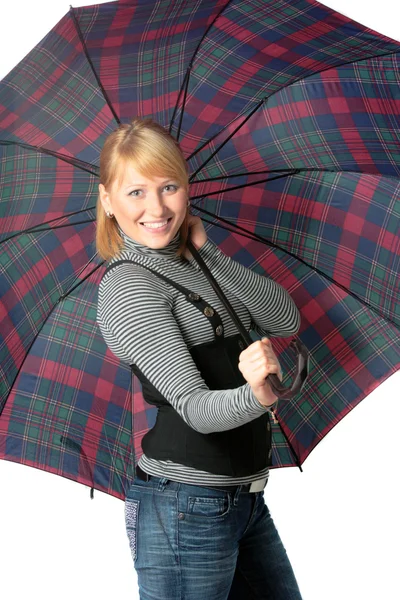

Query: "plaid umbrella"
(1, 0), (399, 501)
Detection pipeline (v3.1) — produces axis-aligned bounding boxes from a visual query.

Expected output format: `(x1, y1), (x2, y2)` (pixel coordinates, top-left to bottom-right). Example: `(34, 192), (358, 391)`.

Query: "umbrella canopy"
(1, 0), (399, 500)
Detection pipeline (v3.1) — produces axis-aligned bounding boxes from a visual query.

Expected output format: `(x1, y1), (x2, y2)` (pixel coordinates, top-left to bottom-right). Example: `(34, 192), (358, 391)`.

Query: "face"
(99, 163), (188, 249)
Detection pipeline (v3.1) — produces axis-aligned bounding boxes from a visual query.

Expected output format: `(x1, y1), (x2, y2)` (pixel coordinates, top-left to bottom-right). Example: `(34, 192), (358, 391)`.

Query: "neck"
(117, 224), (182, 261)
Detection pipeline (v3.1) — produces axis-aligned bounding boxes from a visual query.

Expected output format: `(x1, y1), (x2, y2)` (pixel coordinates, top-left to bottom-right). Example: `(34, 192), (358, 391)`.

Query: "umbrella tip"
(90, 487), (94, 499)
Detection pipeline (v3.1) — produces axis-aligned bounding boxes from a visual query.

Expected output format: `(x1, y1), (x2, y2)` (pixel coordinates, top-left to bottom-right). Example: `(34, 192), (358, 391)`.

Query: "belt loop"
(157, 477), (169, 491)
(232, 485), (242, 506)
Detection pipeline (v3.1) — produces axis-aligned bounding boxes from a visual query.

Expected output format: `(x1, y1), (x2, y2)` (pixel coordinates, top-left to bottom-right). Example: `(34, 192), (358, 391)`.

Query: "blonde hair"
(96, 118), (190, 261)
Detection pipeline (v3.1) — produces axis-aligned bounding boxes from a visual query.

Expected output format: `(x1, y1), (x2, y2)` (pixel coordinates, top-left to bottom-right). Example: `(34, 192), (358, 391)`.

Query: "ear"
(99, 183), (112, 214)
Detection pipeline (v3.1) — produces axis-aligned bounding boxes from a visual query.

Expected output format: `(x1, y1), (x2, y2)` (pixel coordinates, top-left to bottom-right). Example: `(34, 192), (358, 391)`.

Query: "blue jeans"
(125, 474), (303, 600)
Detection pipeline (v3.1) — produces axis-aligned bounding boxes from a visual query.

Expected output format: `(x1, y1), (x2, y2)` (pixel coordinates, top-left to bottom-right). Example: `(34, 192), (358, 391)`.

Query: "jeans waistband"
(135, 465), (267, 493)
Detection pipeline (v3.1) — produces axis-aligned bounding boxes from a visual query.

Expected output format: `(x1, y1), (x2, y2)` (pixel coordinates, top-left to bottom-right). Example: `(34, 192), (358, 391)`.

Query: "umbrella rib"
(17, 218), (96, 235)
(2, 209), (96, 244)
(189, 98), (264, 181)
(186, 47), (400, 167)
(273, 420), (303, 471)
(187, 0), (235, 70)
(100, 425), (133, 498)
(59, 435), (95, 497)
(190, 168), (400, 200)
(176, 65), (191, 142)
(0, 256), (104, 418)
(190, 168), (400, 184)
(170, 0), (235, 137)
(0, 140), (98, 176)
(69, 7), (120, 126)
(190, 170), (299, 197)
(169, 67), (190, 136)
(57, 255), (106, 302)
(190, 168), (302, 183)
(191, 204), (400, 332)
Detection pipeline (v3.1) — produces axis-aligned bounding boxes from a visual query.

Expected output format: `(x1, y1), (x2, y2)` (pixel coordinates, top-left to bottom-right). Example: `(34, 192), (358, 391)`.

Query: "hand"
(183, 214), (208, 260)
(238, 338), (282, 407)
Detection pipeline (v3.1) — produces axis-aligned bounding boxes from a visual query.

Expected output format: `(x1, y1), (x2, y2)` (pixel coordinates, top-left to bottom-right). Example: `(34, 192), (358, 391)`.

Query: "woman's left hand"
(183, 214), (208, 260)
(238, 338), (282, 407)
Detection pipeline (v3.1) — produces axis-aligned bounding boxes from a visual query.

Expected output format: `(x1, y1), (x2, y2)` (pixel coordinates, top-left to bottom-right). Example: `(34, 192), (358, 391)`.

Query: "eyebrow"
(125, 179), (176, 188)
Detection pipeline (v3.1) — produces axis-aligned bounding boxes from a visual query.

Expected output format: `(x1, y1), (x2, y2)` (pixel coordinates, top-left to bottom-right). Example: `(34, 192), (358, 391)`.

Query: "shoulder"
(97, 253), (175, 319)
(100, 257), (143, 286)
(97, 267), (172, 332)
(99, 253), (166, 293)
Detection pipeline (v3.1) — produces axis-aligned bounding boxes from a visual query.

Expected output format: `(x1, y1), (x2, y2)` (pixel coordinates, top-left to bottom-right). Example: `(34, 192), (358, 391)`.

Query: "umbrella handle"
(266, 338), (309, 400)
(187, 239), (309, 400)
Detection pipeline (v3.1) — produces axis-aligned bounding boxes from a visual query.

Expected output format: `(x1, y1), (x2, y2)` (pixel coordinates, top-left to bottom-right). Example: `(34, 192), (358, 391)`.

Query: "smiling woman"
(99, 166), (187, 247)
(96, 118), (190, 258)
(95, 117), (301, 599)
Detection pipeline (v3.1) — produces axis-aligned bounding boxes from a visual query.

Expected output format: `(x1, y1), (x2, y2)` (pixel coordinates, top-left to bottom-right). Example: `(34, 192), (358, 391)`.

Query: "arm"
(188, 239), (301, 338)
(97, 265), (269, 435)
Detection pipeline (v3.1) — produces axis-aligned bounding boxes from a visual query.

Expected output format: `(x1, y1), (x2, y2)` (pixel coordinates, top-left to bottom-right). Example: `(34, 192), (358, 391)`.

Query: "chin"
(141, 229), (178, 248)
(144, 238), (170, 248)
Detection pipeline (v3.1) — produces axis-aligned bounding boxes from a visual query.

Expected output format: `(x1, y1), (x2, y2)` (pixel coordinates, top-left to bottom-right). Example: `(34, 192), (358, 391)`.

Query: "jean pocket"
(187, 495), (230, 519)
(125, 498), (140, 561)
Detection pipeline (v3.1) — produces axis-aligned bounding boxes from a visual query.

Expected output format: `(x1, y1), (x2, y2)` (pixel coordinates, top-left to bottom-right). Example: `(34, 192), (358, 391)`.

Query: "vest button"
(238, 340), (245, 350)
(215, 325), (223, 336)
(204, 306), (214, 317)
(188, 292), (200, 301)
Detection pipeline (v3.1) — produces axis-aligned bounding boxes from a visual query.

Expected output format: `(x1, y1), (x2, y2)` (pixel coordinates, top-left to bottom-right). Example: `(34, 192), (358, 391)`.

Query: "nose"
(145, 189), (167, 215)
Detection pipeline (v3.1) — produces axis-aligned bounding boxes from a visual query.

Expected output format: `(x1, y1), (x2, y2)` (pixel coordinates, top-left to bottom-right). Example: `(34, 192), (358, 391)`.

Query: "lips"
(140, 217), (172, 232)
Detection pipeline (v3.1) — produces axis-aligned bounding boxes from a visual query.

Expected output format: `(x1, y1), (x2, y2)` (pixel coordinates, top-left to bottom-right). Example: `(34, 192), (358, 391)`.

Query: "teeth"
(142, 221), (168, 229)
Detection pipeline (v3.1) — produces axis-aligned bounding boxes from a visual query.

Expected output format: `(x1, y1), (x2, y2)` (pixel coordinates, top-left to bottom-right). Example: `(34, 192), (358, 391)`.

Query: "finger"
(239, 351), (265, 366)
(239, 339), (266, 359)
(243, 345), (276, 364)
(246, 356), (280, 375)
(248, 365), (279, 388)
(239, 339), (278, 365)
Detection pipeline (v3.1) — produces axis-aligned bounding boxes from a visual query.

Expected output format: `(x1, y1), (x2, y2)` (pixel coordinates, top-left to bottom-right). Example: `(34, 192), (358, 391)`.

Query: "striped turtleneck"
(117, 224), (183, 260)
(97, 226), (300, 487)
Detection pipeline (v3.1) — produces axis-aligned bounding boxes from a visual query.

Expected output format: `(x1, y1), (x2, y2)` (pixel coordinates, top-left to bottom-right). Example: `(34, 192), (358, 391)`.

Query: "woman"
(96, 118), (303, 600)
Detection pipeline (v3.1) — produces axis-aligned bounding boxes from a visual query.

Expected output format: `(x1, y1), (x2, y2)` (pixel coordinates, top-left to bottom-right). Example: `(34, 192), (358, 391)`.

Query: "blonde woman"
(96, 118), (302, 600)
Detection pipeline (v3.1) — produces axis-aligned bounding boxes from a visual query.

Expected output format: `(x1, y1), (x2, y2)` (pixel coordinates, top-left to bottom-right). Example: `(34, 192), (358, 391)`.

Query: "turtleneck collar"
(118, 224), (182, 261)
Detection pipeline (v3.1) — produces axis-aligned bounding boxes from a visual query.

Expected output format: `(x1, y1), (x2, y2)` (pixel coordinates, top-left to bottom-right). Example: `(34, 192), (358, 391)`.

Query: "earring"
(106, 211), (114, 219)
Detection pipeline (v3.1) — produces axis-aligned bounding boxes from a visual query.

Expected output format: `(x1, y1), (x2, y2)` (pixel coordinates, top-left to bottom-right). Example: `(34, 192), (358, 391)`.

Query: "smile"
(140, 218), (172, 232)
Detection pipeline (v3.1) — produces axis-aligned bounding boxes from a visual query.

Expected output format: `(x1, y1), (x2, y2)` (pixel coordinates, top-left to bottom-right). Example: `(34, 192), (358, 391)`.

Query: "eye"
(164, 184), (178, 192)
(128, 189), (142, 197)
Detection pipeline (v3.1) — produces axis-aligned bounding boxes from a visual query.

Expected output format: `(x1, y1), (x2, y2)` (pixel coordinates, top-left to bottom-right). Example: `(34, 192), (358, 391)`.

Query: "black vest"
(102, 259), (272, 477)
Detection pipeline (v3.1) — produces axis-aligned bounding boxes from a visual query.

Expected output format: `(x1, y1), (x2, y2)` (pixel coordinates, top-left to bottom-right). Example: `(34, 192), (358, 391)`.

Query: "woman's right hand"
(238, 338), (282, 407)
(183, 214), (207, 260)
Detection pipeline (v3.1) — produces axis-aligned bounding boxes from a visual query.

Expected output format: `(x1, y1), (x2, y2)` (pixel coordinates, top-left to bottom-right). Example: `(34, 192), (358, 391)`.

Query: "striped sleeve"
(97, 264), (268, 435)
(188, 240), (301, 337)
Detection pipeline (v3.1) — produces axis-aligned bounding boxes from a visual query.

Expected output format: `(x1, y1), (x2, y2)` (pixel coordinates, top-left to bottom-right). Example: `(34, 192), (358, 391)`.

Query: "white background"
(1, 1), (399, 599)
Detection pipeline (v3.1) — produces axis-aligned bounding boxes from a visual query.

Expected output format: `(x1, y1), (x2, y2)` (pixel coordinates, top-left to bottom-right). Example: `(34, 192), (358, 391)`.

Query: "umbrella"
(1, 0), (399, 501)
